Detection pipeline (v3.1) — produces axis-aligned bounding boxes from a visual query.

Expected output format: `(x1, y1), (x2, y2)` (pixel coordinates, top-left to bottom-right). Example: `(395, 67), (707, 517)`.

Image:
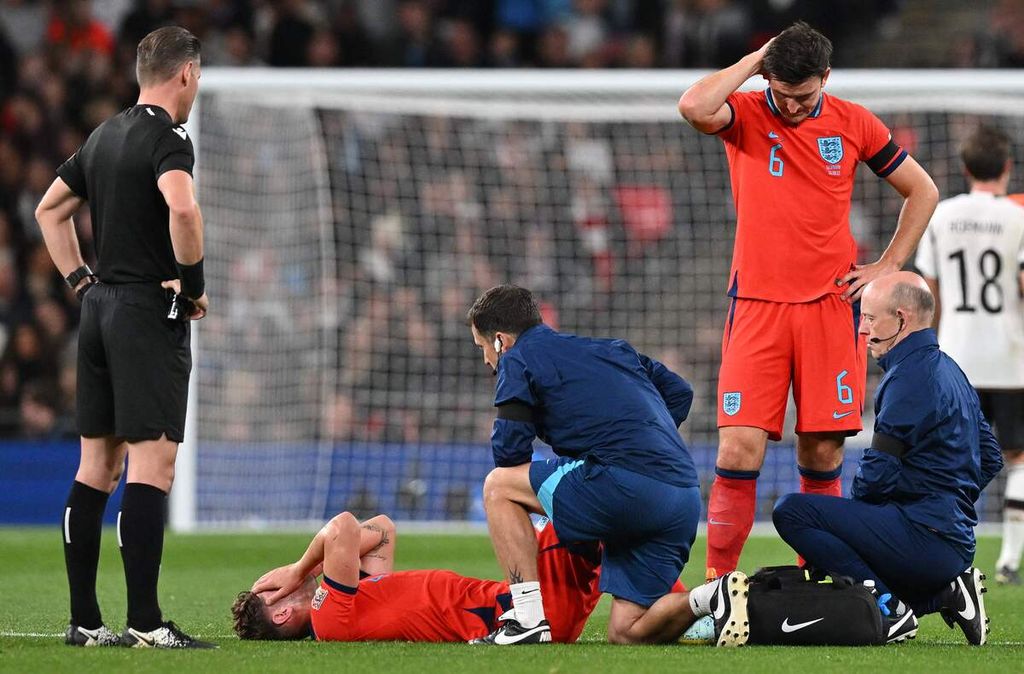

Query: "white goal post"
(171, 69), (1024, 532)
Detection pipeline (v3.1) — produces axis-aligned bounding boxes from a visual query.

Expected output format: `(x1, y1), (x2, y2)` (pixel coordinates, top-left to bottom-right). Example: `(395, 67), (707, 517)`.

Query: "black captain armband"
(176, 257), (205, 299)
(496, 401), (535, 423)
(866, 139), (908, 178)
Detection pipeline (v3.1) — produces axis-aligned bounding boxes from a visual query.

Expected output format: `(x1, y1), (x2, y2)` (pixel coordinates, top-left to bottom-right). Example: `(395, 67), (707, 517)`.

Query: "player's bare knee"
(796, 433), (844, 471)
(370, 514), (396, 537)
(716, 441), (759, 471)
(606, 621), (644, 645)
(327, 512), (359, 540)
(482, 468), (509, 504)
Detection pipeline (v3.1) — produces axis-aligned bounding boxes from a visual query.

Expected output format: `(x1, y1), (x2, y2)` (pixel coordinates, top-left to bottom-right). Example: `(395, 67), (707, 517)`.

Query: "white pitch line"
(1, 631), (1022, 646)
(0, 631), (232, 639)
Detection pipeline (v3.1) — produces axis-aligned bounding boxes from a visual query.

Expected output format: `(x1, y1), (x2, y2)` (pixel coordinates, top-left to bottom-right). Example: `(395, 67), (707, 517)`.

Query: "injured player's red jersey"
(310, 520), (601, 643)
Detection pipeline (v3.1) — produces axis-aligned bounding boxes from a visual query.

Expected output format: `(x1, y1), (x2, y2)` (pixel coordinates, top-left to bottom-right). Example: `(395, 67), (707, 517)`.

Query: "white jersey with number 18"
(915, 191), (1024, 389)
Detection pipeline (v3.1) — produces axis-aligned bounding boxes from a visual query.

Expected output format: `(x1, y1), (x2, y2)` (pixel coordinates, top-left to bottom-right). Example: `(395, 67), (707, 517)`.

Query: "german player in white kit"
(915, 125), (1024, 585)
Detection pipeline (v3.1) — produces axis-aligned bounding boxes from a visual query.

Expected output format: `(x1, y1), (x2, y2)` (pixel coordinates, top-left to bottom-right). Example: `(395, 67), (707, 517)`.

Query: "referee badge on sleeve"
(723, 392), (742, 416)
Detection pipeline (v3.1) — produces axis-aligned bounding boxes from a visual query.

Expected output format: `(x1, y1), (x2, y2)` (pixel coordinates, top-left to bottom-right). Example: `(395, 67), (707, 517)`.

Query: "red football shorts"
(717, 294), (866, 441)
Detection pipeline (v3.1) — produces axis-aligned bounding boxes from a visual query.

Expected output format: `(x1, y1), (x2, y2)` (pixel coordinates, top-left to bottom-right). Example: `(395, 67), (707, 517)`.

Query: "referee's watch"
(65, 264), (96, 289)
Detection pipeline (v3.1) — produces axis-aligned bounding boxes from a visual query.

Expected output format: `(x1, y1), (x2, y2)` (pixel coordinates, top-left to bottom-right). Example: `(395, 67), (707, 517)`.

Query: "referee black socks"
(119, 482), (168, 632)
(63, 481), (110, 630)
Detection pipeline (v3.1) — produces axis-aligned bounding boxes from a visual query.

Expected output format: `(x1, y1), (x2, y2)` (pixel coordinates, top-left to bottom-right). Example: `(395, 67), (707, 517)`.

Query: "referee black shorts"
(977, 389), (1024, 454)
(77, 283), (191, 443)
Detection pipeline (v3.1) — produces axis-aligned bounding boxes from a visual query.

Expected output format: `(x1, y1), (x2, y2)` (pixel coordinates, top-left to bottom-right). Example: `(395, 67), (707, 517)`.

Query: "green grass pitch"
(1, 528), (1021, 673)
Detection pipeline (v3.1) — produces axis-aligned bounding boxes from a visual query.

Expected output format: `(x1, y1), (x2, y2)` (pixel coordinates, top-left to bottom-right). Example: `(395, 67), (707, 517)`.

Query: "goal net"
(176, 70), (1024, 530)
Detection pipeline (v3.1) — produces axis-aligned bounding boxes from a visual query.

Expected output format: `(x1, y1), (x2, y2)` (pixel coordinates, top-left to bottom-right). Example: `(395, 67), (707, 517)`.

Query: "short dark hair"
(136, 26), (201, 87)
(466, 285), (542, 337)
(763, 22), (832, 84)
(231, 591), (285, 640)
(960, 125), (1011, 181)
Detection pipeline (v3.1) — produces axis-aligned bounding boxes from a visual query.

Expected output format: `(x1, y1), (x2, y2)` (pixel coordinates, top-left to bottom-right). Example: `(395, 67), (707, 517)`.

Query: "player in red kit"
(230, 512), (607, 643)
(678, 22), (939, 579)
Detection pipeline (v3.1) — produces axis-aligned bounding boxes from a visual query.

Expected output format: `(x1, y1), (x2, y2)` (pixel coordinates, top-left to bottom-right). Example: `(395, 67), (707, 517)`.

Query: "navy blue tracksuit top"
(489, 324), (698, 488)
(853, 329), (1003, 555)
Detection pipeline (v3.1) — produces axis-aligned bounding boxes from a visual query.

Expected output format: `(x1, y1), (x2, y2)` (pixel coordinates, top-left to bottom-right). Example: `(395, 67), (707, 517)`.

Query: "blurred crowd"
(2, 0), (1024, 439)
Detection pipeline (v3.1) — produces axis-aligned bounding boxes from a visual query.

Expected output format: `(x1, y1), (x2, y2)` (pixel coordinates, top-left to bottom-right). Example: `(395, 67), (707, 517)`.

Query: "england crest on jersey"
(817, 136), (844, 164)
(723, 392), (741, 416)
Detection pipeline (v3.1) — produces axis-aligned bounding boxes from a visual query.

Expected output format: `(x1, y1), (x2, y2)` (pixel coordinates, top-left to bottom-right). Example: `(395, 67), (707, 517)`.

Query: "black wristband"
(65, 264), (95, 289)
(176, 257), (205, 299)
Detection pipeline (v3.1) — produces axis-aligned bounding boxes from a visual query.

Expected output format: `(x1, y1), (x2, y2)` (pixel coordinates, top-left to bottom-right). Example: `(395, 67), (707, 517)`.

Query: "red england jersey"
(310, 521), (601, 643)
(717, 89), (906, 302)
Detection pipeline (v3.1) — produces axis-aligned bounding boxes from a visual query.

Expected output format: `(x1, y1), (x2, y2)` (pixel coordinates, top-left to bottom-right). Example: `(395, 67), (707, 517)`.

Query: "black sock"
(63, 481), (110, 629)
(119, 483), (167, 632)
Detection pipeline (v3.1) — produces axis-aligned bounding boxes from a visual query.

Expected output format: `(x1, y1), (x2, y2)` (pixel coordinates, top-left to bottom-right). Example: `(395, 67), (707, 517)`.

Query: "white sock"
(510, 581), (545, 627)
(687, 577), (720, 617)
(997, 465), (1024, 571)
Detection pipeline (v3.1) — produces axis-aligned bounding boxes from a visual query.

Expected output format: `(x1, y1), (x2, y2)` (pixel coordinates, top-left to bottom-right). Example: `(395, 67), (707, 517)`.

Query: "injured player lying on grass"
(231, 511), (747, 645)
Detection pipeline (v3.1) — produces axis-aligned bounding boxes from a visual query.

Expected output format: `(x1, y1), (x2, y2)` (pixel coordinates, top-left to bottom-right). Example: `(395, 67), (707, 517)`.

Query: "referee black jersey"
(57, 104), (194, 284)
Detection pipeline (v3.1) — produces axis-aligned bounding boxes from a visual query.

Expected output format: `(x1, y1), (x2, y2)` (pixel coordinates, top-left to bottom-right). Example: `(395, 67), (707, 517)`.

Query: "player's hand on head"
(839, 259), (900, 302)
(754, 37), (776, 75)
(251, 562), (306, 605)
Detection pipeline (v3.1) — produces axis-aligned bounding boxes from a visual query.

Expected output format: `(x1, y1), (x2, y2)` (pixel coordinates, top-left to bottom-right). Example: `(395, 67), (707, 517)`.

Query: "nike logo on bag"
(832, 410), (854, 419)
(172, 127), (188, 140)
(781, 617), (824, 633)
(956, 577), (976, 620)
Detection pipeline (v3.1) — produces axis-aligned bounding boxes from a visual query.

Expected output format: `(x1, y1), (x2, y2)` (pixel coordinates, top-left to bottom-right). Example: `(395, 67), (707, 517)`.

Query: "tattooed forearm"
(508, 566), (524, 584)
(362, 523), (390, 553)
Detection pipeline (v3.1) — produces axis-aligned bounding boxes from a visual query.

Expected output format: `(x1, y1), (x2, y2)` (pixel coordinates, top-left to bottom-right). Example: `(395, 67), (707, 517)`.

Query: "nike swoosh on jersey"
(172, 127), (188, 140)
(781, 617), (824, 633)
(832, 410), (855, 419)
(956, 577), (977, 620)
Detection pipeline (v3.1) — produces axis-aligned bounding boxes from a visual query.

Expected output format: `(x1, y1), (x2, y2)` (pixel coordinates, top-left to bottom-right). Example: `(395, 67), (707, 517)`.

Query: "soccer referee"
(34, 26), (212, 649)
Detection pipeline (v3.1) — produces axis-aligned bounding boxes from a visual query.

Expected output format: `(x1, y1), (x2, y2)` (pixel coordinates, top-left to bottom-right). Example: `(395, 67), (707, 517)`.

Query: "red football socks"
(705, 469), (758, 579)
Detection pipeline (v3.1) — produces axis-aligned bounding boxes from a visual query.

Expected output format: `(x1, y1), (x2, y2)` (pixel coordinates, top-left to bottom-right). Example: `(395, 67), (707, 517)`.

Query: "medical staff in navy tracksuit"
(773, 272), (1003, 645)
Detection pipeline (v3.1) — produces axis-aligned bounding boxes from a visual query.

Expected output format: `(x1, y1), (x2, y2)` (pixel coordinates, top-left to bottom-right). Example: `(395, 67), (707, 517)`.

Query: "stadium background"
(1, 0), (1023, 530)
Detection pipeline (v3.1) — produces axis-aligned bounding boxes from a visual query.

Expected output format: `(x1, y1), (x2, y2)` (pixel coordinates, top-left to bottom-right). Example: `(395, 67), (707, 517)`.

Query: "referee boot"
(65, 623), (121, 647)
(939, 567), (990, 646)
(709, 571), (750, 648)
(121, 621), (217, 649)
(469, 609), (551, 645)
(995, 566), (1021, 586)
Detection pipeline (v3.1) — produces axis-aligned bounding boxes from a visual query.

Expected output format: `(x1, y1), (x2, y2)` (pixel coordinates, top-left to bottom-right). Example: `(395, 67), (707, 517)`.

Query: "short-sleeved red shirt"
(717, 89), (906, 303)
(310, 521), (601, 643)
